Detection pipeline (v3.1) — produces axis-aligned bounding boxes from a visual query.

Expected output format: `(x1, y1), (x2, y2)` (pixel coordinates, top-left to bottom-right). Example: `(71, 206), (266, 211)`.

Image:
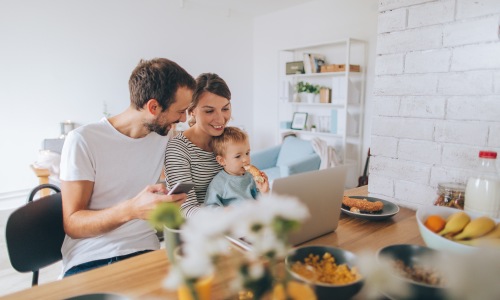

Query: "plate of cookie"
(341, 196), (399, 220)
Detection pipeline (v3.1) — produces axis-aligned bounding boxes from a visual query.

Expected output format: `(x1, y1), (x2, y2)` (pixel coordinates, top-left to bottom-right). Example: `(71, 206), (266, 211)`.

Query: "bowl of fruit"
(416, 206), (500, 254)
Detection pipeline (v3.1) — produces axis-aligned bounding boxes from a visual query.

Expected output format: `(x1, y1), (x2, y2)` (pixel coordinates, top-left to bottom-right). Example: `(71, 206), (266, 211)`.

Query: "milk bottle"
(464, 151), (500, 218)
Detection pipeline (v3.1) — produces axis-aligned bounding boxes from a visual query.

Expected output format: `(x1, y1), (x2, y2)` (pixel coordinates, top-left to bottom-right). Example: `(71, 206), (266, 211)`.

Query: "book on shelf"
(303, 53), (326, 73)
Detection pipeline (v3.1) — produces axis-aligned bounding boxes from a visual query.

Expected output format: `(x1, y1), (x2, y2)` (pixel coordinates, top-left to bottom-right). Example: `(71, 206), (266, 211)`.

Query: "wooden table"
(0, 186), (424, 300)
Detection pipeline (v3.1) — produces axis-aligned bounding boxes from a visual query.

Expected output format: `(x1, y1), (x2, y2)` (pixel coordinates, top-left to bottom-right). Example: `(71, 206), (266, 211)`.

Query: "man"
(60, 58), (196, 276)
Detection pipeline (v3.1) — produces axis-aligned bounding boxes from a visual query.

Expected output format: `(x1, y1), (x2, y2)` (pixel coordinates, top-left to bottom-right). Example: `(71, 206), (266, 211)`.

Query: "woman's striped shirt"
(164, 133), (222, 217)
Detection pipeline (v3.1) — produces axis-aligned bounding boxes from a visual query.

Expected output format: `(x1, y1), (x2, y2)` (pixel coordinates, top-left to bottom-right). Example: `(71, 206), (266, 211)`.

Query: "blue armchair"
(251, 136), (321, 182)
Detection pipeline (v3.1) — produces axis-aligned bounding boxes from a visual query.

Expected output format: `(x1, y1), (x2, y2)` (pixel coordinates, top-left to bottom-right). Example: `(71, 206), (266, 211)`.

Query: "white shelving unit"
(278, 38), (366, 187)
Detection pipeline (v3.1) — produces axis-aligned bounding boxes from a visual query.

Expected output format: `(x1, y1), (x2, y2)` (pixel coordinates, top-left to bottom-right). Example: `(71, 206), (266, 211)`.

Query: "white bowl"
(416, 206), (500, 254)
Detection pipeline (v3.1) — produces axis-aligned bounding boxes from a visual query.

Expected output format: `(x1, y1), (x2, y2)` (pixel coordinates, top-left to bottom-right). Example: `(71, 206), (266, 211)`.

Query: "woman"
(165, 73), (232, 217)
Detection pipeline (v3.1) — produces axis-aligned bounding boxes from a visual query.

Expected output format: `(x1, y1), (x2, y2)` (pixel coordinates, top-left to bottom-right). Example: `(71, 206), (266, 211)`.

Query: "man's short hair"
(129, 58), (196, 111)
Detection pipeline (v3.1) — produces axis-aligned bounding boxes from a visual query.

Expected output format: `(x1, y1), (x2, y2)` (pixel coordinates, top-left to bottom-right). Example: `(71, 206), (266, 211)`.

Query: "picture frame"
(291, 112), (308, 130)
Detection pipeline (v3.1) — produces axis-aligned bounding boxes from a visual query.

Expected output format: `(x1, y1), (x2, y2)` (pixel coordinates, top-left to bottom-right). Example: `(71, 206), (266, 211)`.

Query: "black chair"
(5, 183), (65, 286)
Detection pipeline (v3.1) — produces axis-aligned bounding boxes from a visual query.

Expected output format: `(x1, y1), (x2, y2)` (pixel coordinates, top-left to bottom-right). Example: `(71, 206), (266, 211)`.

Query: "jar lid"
(479, 151), (497, 159)
(437, 182), (466, 193)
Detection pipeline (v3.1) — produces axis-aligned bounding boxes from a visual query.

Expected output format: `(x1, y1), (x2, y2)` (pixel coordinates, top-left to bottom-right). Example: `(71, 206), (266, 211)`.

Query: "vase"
(306, 93), (314, 104)
(270, 281), (316, 300)
(163, 225), (182, 262)
(178, 275), (214, 300)
(298, 92), (307, 103)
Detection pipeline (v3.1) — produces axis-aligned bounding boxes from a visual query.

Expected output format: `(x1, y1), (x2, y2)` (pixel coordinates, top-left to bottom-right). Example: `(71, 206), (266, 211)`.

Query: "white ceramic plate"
(341, 196), (400, 221)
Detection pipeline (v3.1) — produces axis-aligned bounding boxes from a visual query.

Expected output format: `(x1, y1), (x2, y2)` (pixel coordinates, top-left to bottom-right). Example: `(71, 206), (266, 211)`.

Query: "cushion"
(276, 137), (315, 167)
(261, 166), (281, 183)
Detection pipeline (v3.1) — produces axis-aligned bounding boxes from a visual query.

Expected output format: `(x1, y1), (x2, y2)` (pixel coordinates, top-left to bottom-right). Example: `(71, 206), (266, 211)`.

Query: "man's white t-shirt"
(59, 118), (168, 273)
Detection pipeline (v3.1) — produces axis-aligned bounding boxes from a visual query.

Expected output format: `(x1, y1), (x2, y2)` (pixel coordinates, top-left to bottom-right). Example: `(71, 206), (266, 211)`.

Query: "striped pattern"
(164, 133), (222, 217)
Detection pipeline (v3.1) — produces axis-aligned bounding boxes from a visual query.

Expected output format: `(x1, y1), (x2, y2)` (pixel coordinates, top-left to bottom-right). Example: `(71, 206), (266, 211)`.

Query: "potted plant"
(296, 81), (320, 103)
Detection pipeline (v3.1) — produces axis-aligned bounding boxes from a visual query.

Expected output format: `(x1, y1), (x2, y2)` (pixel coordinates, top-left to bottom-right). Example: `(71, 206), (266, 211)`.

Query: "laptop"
(227, 166), (347, 250)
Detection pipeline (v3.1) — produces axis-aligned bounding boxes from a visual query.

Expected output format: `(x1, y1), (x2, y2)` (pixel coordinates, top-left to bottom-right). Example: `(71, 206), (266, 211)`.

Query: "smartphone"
(167, 182), (195, 195)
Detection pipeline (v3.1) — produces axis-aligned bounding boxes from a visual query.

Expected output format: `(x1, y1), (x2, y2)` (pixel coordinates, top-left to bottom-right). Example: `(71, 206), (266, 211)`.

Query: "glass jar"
(434, 182), (466, 210)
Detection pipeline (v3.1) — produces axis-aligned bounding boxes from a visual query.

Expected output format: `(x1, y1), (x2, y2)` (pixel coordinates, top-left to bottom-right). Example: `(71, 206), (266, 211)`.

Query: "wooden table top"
(0, 185), (424, 300)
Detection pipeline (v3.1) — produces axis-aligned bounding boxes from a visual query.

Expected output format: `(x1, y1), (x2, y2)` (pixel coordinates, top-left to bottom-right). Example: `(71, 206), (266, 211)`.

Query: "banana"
(457, 237), (500, 248)
(438, 211), (470, 236)
(481, 223), (500, 239)
(452, 216), (496, 240)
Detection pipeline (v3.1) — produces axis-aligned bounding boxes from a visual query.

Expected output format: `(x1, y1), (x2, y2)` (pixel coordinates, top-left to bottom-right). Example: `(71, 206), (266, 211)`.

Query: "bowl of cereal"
(377, 244), (449, 300)
(285, 245), (363, 300)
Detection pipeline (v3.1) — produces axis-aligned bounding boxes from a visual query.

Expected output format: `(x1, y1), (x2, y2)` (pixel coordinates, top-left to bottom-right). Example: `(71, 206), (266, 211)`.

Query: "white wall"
(252, 0), (379, 165)
(370, 0), (500, 208)
(0, 0), (253, 207)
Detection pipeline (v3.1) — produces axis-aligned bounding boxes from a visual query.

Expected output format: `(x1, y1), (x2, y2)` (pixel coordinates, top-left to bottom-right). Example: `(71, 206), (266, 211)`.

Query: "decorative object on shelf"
(291, 112), (308, 130)
(280, 121), (292, 129)
(330, 109), (339, 134)
(303, 53), (326, 73)
(320, 64), (361, 73)
(295, 81), (320, 103)
(285, 61), (304, 75)
(319, 87), (331, 103)
(59, 120), (75, 139)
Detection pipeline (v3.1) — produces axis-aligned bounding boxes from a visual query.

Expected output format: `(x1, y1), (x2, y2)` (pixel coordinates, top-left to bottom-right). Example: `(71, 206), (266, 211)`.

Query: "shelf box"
(321, 64), (360, 73)
(286, 61), (305, 75)
(319, 88), (331, 103)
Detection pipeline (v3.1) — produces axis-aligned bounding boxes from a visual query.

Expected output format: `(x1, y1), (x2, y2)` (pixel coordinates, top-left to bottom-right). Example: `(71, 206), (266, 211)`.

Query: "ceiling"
(179, 0), (318, 17)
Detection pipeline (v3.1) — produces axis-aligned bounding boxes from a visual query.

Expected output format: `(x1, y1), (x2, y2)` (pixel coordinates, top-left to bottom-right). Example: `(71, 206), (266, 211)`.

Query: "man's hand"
(129, 183), (186, 220)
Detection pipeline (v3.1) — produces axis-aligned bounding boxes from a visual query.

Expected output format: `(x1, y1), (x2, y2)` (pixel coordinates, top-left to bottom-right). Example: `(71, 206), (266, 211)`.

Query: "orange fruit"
(425, 215), (446, 233)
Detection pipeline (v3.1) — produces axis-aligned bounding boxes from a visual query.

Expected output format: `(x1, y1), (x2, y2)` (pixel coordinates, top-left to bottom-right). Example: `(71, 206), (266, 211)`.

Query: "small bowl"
(416, 206), (500, 254)
(285, 245), (363, 300)
(378, 244), (449, 300)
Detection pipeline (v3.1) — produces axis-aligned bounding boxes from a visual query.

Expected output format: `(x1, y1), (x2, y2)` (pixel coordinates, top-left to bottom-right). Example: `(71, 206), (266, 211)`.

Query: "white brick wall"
(377, 26), (442, 54)
(408, 0), (455, 28)
(438, 71), (493, 95)
(375, 53), (404, 75)
(370, 135), (398, 158)
(375, 73), (438, 95)
(372, 116), (435, 140)
(399, 96), (446, 118)
(495, 71), (500, 93)
(371, 0), (500, 209)
(372, 96), (400, 116)
(456, 0), (500, 19)
(489, 124), (500, 147)
(405, 49), (451, 74)
(378, 9), (406, 34)
(447, 96), (500, 121)
(443, 16), (500, 47)
(452, 43), (500, 71)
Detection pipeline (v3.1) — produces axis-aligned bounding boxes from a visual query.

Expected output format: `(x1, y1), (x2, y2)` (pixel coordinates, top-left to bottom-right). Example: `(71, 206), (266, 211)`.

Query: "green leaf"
(148, 202), (184, 231)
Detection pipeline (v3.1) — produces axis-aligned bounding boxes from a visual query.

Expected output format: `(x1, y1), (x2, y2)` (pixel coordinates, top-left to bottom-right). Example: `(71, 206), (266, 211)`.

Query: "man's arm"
(62, 180), (185, 239)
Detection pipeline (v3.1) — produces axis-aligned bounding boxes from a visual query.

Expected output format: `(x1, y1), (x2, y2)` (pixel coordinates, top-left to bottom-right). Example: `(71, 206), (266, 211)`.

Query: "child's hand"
(256, 171), (269, 193)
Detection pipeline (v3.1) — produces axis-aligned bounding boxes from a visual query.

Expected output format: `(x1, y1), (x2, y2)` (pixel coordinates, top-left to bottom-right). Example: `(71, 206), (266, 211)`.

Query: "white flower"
(356, 251), (411, 299)
(179, 250), (214, 279)
(258, 194), (310, 222)
(443, 249), (500, 300)
(163, 266), (184, 289)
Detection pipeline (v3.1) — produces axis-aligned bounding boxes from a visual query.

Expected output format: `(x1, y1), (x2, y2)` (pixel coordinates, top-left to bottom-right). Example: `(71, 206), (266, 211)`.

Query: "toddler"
(204, 127), (269, 207)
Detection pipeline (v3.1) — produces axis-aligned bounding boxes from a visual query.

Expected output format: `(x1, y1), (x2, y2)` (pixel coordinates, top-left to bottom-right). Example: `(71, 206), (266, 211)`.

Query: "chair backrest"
(276, 136), (316, 167)
(6, 184), (65, 285)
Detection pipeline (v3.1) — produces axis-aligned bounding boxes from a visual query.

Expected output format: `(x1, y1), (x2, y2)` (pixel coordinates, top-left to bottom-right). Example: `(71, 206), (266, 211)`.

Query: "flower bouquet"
(149, 194), (312, 300)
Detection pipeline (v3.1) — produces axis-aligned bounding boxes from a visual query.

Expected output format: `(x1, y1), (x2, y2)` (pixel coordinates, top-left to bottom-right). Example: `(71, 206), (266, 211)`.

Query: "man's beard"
(145, 119), (172, 136)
